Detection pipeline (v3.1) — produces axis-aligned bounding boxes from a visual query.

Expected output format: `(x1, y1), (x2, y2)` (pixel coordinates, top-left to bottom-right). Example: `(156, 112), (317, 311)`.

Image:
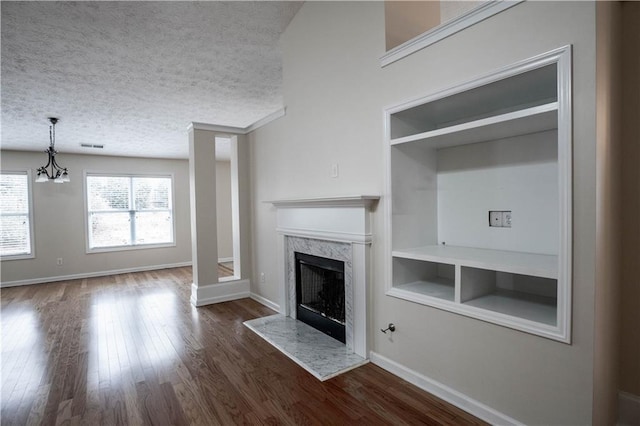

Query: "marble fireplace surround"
(286, 236), (353, 348)
(270, 196), (379, 359)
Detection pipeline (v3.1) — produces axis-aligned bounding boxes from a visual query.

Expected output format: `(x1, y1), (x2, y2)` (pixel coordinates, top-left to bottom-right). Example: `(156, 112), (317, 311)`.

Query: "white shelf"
(464, 289), (557, 326)
(267, 195), (380, 209)
(390, 102), (558, 149)
(393, 245), (557, 279)
(395, 278), (455, 301)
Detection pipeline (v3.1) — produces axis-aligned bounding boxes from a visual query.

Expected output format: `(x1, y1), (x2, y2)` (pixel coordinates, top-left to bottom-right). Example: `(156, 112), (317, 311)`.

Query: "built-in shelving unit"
(384, 46), (572, 342)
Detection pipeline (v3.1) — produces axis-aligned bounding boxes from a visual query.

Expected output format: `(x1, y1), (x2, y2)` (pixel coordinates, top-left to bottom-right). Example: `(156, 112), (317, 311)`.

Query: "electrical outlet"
(502, 211), (512, 228)
(56, 258), (63, 266)
(489, 211), (503, 227)
(260, 272), (266, 284)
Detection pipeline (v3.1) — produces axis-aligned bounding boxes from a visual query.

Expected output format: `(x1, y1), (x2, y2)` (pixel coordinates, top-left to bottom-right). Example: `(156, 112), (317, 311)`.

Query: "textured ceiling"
(1, 1), (302, 160)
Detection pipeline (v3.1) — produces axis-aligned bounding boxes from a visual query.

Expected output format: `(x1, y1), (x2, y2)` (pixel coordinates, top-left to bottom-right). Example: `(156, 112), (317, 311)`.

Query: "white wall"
(215, 160), (233, 260)
(0, 150), (191, 285)
(437, 131), (559, 254)
(249, 2), (597, 424)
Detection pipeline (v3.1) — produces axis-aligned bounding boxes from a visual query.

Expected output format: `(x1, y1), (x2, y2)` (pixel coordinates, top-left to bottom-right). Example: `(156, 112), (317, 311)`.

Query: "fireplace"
(295, 252), (346, 343)
(270, 195), (379, 358)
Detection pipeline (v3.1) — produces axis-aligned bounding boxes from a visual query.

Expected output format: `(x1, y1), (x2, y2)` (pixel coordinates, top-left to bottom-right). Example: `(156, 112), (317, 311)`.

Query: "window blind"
(0, 172), (32, 257)
(86, 175), (173, 250)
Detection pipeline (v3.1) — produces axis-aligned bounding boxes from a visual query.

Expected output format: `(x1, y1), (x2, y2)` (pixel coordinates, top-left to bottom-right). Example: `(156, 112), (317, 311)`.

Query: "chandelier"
(36, 117), (69, 183)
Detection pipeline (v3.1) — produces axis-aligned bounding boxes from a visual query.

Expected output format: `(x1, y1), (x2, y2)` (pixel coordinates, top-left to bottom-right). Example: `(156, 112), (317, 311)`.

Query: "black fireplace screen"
(295, 252), (345, 342)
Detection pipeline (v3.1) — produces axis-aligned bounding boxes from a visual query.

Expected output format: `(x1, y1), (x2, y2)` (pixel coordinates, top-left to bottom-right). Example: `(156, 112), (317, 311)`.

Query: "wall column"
(188, 125), (219, 305)
(188, 123), (250, 306)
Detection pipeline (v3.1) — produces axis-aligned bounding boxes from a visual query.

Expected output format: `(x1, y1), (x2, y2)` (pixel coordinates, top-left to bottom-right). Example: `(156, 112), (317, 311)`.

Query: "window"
(86, 174), (174, 251)
(1, 171), (34, 259)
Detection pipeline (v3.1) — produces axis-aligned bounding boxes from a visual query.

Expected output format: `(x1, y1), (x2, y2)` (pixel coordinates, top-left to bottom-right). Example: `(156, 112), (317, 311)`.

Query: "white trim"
(369, 352), (524, 426)
(0, 261), (192, 288)
(556, 45), (573, 346)
(0, 252), (35, 261)
(87, 242), (177, 254)
(190, 279), (250, 306)
(189, 122), (245, 135)
(267, 195), (379, 209)
(380, 0), (523, 67)
(218, 257), (234, 263)
(245, 107), (286, 133)
(229, 135), (243, 297)
(276, 227), (372, 245)
(84, 171), (177, 254)
(249, 292), (280, 312)
(618, 391), (640, 426)
(188, 107), (286, 136)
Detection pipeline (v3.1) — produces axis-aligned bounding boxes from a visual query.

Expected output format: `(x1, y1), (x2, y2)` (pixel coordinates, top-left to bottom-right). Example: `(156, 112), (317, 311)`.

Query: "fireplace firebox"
(295, 252), (346, 343)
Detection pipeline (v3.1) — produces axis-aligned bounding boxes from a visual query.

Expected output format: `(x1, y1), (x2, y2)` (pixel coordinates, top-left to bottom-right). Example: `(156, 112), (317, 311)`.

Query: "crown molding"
(245, 107), (286, 133)
(188, 122), (245, 134)
(188, 107), (286, 135)
(380, 0), (524, 68)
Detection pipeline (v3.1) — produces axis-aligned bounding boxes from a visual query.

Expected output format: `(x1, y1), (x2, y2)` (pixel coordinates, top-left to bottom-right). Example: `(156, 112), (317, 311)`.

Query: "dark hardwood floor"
(1, 267), (486, 425)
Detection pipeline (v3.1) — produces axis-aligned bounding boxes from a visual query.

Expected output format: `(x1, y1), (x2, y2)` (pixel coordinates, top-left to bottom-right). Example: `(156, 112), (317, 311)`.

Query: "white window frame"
(84, 171), (176, 253)
(0, 170), (35, 260)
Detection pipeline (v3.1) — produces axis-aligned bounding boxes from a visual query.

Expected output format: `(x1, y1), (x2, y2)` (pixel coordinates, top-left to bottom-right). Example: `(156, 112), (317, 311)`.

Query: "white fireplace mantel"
(269, 195), (379, 359)
(268, 195), (380, 209)
(268, 195), (380, 245)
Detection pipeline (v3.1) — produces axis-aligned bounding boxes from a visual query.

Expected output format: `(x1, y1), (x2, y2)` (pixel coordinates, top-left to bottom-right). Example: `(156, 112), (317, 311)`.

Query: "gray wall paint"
(215, 160), (233, 260)
(249, 2), (597, 424)
(1, 151), (192, 284)
(1, 152), (235, 282)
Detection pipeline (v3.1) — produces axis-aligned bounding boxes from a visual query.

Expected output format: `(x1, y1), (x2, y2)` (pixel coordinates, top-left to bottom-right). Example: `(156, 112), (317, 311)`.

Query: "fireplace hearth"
(295, 252), (346, 343)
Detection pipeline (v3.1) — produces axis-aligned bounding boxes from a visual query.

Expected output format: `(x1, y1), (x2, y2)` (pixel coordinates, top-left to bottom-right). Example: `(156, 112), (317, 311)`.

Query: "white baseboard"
(369, 351), (523, 426)
(619, 391), (640, 426)
(218, 257), (234, 263)
(0, 261), (193, 288)
(190, 279), (250, 306)
(249, 292), (280, 312)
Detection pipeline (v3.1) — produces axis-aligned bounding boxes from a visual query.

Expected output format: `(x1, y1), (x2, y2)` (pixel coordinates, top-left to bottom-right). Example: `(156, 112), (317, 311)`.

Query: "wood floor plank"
(24, 383), (50, 426)
(1, 267), (488, 425)
(54, 398), (73, 426)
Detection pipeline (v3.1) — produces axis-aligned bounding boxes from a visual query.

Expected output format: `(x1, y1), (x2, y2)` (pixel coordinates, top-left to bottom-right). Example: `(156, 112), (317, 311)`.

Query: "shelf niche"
(460, 266), (557, 326)
(392, 257), (455, 302)
(385, 46), (572, 342)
